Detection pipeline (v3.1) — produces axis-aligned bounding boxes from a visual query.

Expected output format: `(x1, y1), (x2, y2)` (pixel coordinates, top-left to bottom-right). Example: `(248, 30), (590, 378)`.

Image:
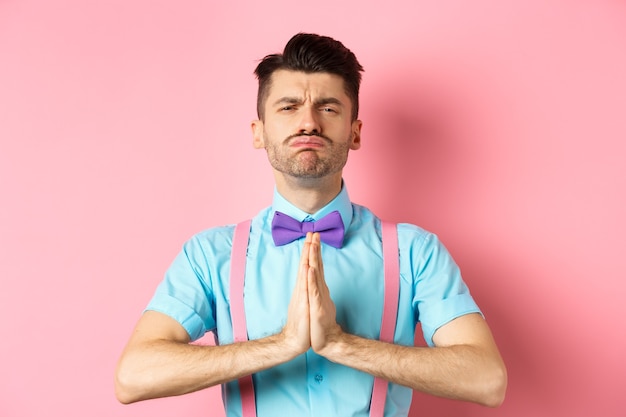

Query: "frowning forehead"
(271, 96), (344, 108)
(266, 70), (351, 108)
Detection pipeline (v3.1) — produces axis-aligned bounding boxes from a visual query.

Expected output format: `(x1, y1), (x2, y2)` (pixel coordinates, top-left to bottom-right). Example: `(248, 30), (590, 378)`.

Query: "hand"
(280, 233), (312, 357)
(307, 233), (343, 354)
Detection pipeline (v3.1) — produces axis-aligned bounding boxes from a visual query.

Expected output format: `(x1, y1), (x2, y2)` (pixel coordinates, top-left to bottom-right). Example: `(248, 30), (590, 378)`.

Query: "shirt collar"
(271, 182), (353, 232)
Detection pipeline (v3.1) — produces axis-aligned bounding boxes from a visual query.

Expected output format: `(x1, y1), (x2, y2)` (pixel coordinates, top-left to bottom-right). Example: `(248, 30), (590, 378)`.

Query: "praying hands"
(281, 232), (344, 357)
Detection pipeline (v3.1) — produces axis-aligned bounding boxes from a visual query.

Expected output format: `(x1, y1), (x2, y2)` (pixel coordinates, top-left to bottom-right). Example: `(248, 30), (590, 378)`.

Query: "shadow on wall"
(354, 65), (474, 228)
(354, 66), (552, 416)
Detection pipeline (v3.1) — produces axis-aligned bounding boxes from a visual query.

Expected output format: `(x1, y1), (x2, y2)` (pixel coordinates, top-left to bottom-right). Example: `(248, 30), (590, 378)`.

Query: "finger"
(308, 233), (320, 269)
(307, 261), (321, 307)
(314, 233), (325, 278)
(308, 237), (330, 301)
(307, 235), (319, 283)
(294, 240), (311, 315)
(299, 237), (311, 270)
(285, 246), (311, 354)
(309, 233), (325, 285)
(297, 238), (313, 299)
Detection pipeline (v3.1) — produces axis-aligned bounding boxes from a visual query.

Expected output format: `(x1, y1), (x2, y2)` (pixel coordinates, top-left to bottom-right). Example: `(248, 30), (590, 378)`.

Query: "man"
(115, 33), (507, 416)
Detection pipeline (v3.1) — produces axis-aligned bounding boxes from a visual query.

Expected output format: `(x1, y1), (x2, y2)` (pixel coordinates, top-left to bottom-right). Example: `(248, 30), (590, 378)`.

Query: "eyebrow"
(272, 96), (344, 107)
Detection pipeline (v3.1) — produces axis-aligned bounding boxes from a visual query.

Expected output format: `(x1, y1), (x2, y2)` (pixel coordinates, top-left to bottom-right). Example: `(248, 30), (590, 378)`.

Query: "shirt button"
(315, 374), (324, 383)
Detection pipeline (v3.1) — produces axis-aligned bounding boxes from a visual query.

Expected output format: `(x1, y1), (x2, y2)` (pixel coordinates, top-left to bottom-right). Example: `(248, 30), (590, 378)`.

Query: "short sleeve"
(405, 227), (481, 346)
(145, 236), (217, 342)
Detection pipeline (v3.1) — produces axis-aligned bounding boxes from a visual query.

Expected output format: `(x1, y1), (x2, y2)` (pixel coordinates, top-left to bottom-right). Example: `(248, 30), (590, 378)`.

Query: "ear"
(349, 120), (362, 150)
(251, 119), (265, 149)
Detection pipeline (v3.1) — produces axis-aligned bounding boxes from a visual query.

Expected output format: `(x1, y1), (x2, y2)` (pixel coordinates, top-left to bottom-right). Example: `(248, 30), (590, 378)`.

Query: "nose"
(297, 106), (321, 134)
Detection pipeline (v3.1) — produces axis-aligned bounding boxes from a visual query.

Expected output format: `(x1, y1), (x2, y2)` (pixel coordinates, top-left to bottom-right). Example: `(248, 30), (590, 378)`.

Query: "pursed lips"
(289, 135), (327, 148)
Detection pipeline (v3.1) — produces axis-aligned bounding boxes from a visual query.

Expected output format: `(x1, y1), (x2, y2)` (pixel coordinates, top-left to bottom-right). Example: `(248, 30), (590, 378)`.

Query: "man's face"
(252, 70), (362, 180)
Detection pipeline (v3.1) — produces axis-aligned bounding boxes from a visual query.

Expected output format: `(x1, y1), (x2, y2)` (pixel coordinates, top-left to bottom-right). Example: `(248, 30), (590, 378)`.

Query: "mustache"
(285, 132), (332, 143)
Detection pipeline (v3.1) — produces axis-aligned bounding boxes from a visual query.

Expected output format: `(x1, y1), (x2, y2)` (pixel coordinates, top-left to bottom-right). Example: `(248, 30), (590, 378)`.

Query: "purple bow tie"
(271, 210), (345, 248)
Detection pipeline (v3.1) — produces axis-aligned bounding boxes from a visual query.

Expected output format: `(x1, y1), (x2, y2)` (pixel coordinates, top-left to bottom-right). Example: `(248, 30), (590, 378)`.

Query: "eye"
(321, 107), (337, 113)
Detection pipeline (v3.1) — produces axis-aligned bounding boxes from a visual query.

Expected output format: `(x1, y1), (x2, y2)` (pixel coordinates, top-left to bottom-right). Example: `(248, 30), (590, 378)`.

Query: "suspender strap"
(230, 220), (399, 417)
(369, 221), (400, 417)
(229, 220), (257, 417)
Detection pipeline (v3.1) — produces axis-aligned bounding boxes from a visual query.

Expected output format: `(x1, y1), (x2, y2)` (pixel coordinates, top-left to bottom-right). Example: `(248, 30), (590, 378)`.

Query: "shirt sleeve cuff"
(420, 294), (482, 347)
(145, 293), (207, 341)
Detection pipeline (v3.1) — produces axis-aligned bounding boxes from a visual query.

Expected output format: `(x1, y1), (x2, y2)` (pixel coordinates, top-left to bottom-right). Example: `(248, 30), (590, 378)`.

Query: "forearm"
(116, 241), (316, 405)
(115, 332), (297, 404)
(319, 332), (507, 407)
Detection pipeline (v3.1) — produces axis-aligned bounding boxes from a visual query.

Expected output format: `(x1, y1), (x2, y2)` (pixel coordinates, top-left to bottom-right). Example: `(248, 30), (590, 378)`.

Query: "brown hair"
(254, 33), (364, 121)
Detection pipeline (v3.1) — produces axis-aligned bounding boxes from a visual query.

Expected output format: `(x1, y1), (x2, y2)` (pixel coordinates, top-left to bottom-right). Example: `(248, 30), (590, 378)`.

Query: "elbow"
(115, 388), (137, 405)
(115, 369), (138, 404)
(477, 361), (508, 408)
(115, 360), (148, 405)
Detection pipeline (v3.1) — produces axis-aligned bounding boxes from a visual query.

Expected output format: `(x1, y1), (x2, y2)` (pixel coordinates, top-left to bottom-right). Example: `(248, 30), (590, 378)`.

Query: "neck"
(274, 172), (343, 214)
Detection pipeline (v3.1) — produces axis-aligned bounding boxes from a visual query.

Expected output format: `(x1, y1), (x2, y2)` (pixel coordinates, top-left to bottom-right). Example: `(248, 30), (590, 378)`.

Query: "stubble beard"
(264, 133), (351, 179)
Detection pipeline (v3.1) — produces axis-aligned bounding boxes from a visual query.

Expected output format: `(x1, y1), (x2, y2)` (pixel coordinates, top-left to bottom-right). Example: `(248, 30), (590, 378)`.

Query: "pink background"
(1, 1), (625, 416)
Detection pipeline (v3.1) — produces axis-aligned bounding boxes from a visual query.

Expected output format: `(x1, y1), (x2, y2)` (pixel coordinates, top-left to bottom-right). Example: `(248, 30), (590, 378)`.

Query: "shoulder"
(172, 225), (236, 269)
(351, 204), (438, 245)
(182, 206), (271, 254)
(397, 222), (436, 247)
(395, 223), (452, 263)
(191, 224), (236, 242)
(186, 224), (235, 247)
(352, 204), (433, 241)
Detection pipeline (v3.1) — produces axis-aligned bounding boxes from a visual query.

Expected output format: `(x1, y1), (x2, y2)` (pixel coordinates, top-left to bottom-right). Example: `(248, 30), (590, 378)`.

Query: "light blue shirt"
(146, 184), (480, 417)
